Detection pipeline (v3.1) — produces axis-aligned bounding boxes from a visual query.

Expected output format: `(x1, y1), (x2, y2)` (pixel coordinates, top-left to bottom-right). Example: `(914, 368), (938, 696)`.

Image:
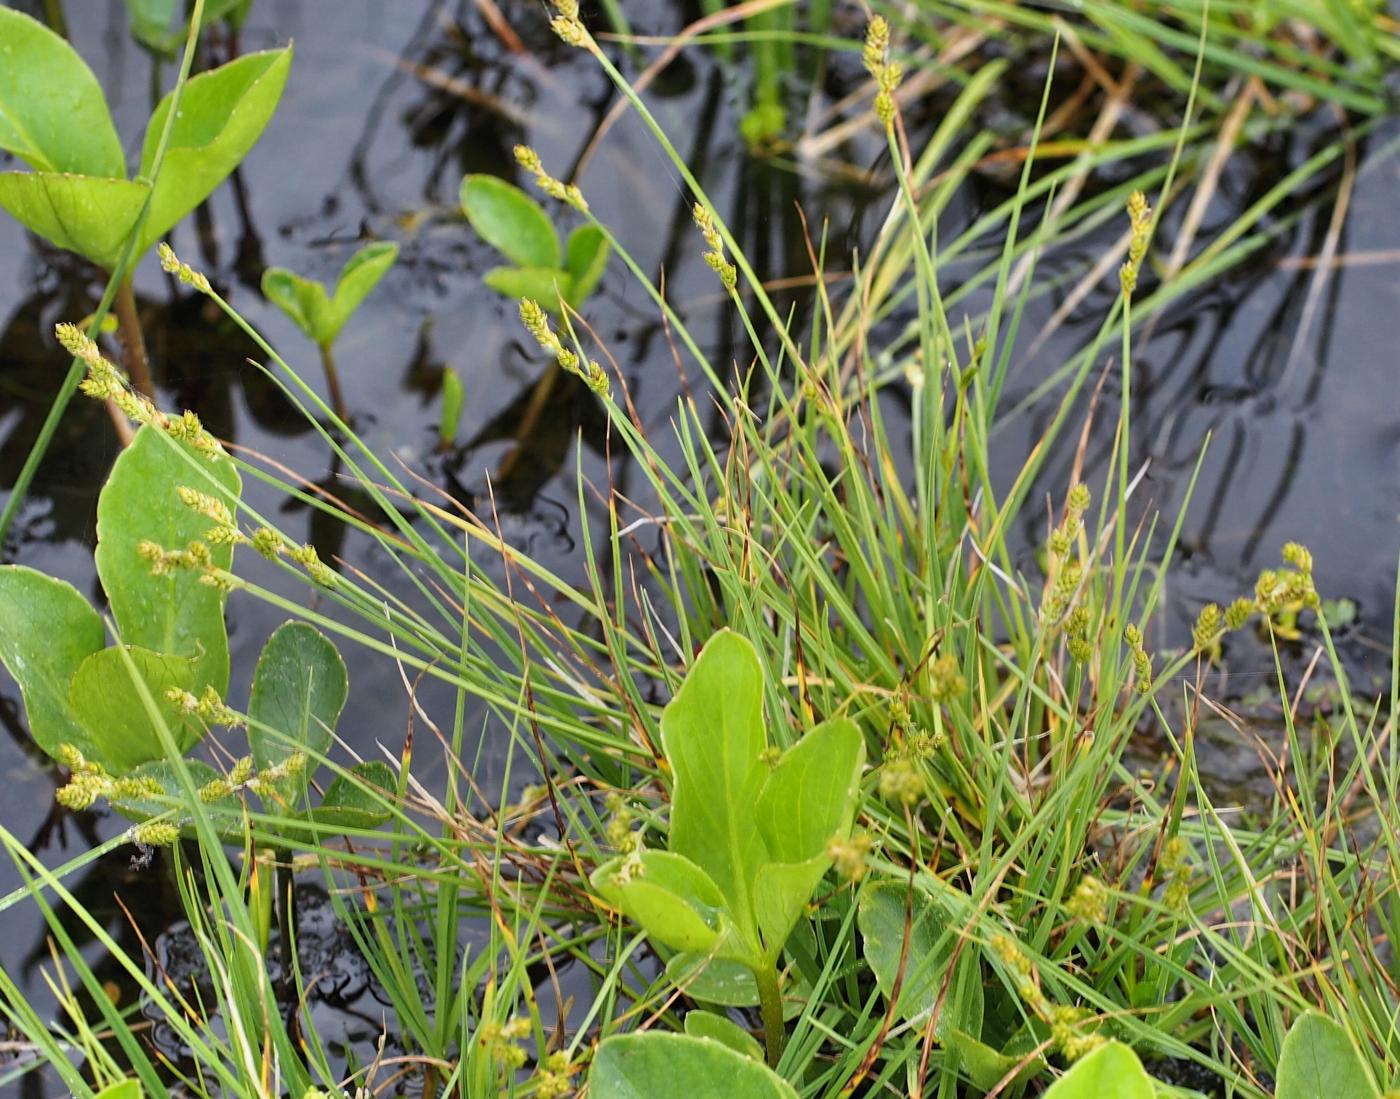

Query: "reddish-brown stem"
(114, 275), (154, 399)
(319, 342), (348, 422)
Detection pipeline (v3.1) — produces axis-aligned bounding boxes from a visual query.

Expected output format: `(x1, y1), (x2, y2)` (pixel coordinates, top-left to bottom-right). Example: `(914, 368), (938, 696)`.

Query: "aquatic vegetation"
(0, 8), (289, 396)
(0, 3), (1398, 1099)
(591, 631), (864, 1066)
(461, 163), (610, 316)
(261, 241), (399, 420)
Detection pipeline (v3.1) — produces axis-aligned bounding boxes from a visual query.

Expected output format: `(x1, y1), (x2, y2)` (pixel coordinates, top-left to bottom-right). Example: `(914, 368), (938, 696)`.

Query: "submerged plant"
(261, 241), (399, 420)
(0, 8), (290, 396)
(590, 631), (865, 1066)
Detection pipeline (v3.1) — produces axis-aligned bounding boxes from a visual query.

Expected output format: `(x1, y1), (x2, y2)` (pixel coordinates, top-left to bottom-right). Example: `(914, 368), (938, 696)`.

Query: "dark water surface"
(0, 0), (1397, 1089)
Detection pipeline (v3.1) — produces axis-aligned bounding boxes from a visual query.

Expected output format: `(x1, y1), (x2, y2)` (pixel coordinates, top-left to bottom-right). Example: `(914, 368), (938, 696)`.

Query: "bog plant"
(0, 334), (387, 844)
(261, 241), (399, 420)
(460, 155), (609, 316)
(0, 8), (289, 394)
(590, 631), (865, 1066)
(3, 4), (1400, 1099)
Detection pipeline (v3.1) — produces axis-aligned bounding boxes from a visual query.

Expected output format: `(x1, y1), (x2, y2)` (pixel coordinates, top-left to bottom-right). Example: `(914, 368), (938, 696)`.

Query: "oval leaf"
(110, 759), (247, 841)
(138, 46), (292, 254)
(0, 566), (104, 764)
(1043, 1041), (1154, 1099)
(261, 267), (333, 344)
(1277, 1012), (1379, 1099)
(564, 224), (610, 305)
(69, 646), (199, 773)
(247, 622), (347, 806)
(0, 9), (124, 176)
(461, 175), (560, 269)
(325, 241), (398, 342)
(304, 761), (395, 830)
(684, 1012), (763, 1062)
(482, 266), (572, 314)
(589, 1033), (798, 1099)
(593, 850), (729, 955)
(0, 173), (151, 269)
(858, 881), (981, 1037)
(666, 954), (760, 1007)
(94, 427), (240, 699)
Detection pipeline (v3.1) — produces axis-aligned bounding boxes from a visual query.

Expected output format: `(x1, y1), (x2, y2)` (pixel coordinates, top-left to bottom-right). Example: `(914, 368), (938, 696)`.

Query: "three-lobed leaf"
(138, 46), (292, 255)
(0, 567), (105, 765)
(589, 1033), (798, 1099)
(262, 241), (398, 345)
(1041, 1041), (1154, 1099)
(247, 621), (348, 808)
(0, 9), (125, 176)
(461, 174), (560, 270)
(94, 427), (240, 699)
(1276, 1012), (1379, 1099)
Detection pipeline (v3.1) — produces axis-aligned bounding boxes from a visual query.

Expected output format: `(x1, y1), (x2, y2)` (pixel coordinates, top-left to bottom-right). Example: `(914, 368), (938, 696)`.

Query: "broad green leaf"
(564, 224), (610, 305)
(0, 9), (125, 176)
(304, 761), (395, 829)
(1042, 1042), (1154, 1099)
(261, 267), (333, 344)
(592, 851), (730, 955)
(589, 1033), (798, 1099)
(69, 646), (198, 772)
(858, 882), (981, 1036)
(947, 1028), (1044, 1091)
(661, 630), (768, 948)
(666, 955), (812, 1018)
(325, 241), (398, 341)
(482, 266), (573, 313)
(756, 719), (864, 861)
(460, 175), (560, 269)
(110, 759), (246, 840)
(666, 954), (760, 1007)
(0, 566), (104, 764)
(752, 717), (864, 949)
(93, 1080), (143, 1099)
(94, 427), (240, 698)
(1277, 1012), (1379, 1099)
(439, 366), (465, 448)
(247, 622), (347, 807)
(138, 47), (292, 254)
(126, 0), (252, 55)
(126, 0), (179, 51)
(0, 173), (151, 270)
(684, 1012), (763, 1062)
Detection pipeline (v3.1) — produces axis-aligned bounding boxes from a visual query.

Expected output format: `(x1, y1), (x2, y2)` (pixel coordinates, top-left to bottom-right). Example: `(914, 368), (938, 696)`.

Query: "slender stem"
(41, 0), (67, 35)
(318, 342), (348, 423)
(114, 275), (155, 398)
(276, 855), (297, 993)
(754, 962), (786, 1068)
